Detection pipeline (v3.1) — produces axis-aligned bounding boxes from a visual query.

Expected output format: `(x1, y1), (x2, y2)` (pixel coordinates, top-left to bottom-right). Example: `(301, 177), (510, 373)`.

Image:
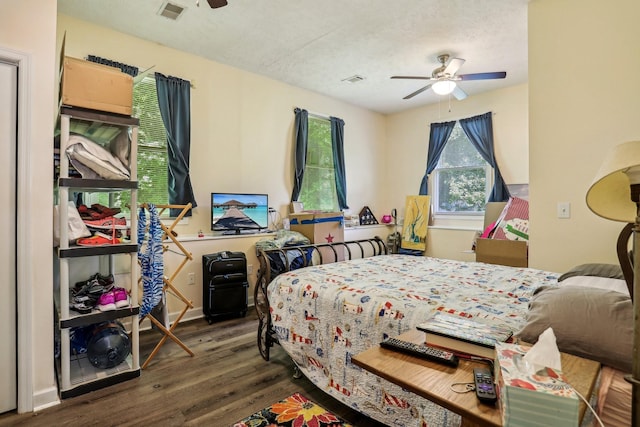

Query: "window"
(132, 76), (169, 208)
(298, 117), (339, 211)
(432, 123), (491, 215)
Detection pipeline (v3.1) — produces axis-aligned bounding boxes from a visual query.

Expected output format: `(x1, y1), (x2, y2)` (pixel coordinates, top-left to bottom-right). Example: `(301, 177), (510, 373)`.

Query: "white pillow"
(560, 275), (629, 296)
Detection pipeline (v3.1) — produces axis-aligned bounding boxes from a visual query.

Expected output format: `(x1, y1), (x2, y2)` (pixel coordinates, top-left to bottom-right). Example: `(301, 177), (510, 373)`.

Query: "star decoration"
(325, 233), (335, 243)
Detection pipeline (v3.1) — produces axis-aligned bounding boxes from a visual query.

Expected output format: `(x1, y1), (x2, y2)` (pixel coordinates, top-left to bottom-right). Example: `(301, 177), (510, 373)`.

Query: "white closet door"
(0, 60), (17, 413)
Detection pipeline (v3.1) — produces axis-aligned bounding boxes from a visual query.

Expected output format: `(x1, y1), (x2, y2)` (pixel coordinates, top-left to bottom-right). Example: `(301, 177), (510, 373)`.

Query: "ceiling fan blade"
(207, 0), (228, 8)
(458, 71), (507, 81)
(403, 84), (432, 100)
(444, 58), (465, 76)
(452, 85), (468, 100)
(391, 75), (432, 80)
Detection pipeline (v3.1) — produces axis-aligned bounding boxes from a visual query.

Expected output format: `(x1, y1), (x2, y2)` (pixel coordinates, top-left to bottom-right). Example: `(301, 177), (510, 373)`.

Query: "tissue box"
(495, 343), (579, 427)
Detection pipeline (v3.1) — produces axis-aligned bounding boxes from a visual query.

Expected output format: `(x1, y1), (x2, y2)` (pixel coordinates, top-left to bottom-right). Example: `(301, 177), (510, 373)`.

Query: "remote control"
(473, 367), (497, 404)
(380, 337), (459, 367)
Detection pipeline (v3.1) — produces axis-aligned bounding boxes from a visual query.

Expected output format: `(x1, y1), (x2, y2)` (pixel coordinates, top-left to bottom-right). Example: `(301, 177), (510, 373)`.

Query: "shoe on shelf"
(91, 204), (121, 218)
(97, 291), (116, 312)
(72, 278), (113, 299)
(113, 287), (130, 308)
(69, 300), (93, 314)
(74, 273), (114, 291)
(76, 232), (122, 246)
(83, 216), (127, 230)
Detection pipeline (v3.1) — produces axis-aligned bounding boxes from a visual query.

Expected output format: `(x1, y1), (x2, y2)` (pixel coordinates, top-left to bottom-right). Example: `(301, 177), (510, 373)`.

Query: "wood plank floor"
(0, 311), (385, 426)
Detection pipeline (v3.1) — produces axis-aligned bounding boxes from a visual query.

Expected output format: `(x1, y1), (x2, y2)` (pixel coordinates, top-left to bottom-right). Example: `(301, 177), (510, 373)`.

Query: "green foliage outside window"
(434, 124), (488, 213)
(298, 117), (339, 211)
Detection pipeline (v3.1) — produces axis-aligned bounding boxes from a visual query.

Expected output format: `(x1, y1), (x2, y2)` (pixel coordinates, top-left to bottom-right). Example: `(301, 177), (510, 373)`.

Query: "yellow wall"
(528, 0), (640, 271)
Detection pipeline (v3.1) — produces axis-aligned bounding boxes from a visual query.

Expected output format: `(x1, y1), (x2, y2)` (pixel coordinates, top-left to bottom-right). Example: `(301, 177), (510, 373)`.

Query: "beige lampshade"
(586, 140), (640, 223)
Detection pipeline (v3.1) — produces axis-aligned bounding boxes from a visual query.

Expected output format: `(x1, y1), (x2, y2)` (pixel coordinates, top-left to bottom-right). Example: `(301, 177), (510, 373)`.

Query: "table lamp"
(586, 140), (640, 424)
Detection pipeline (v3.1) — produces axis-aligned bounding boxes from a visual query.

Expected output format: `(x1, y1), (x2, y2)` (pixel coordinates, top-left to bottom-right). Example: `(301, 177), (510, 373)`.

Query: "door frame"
(0, 47), (33, 413)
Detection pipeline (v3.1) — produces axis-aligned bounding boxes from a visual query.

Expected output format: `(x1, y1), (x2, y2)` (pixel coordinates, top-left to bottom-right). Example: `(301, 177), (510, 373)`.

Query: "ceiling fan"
(391, 54), (506, 100)
(206, 0), (227, 8)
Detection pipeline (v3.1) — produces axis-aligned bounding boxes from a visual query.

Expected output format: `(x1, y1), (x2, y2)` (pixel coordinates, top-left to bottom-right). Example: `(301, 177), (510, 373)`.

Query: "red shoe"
(91, 204), (121, 218)
(84, 216), (127, 230)
(77, 232), (122, 246)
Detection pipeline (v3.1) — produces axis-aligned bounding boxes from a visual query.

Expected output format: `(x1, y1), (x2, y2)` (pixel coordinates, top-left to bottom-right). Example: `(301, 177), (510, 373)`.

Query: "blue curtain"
(155, 72), (197, 217)
(330, 116), (348, 210)
(86, 55), (139, 77)
(419, 120), (456, 194)
(459, 112), (510, 202)
(291, 108), (308, 202)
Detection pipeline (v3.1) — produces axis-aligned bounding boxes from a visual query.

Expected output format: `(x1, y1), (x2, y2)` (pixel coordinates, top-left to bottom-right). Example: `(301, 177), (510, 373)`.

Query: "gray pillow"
(557, 263), (623, 282)
(516, 285), (632, 372)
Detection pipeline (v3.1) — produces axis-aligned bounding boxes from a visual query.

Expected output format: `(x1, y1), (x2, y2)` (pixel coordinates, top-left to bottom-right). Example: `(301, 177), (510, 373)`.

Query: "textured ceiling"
(57, 0), (529, 115)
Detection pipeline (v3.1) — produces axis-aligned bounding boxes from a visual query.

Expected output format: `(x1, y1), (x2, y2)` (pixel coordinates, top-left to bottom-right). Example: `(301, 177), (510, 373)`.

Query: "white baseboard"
(31, 386), (60, 412)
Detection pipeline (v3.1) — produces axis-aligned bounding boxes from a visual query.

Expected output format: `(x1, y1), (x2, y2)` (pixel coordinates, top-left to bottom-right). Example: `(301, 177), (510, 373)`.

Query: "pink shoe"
(113, 287), (130, 308)
(97, 291), (116, 311)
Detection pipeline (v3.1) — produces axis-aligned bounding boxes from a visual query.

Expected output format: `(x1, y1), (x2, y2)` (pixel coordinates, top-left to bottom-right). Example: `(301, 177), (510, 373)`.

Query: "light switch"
(557, 202), (571, 219)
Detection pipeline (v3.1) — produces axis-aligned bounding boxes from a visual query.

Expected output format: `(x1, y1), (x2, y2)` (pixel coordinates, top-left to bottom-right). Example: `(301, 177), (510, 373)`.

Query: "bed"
(254, 238), (632, 426)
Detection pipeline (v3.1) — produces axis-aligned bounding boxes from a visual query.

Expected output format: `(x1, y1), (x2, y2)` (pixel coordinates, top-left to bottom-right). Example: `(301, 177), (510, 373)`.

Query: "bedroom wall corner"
(528, 0), (640, 273)
(385, 84), (529, 258)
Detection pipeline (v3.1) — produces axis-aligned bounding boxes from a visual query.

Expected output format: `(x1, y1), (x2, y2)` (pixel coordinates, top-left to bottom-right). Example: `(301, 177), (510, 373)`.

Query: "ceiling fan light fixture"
(432, 80), (456, 95)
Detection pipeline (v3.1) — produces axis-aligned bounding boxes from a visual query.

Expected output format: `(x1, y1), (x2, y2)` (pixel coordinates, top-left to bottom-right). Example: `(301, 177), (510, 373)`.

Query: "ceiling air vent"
(342, 75), (365, 83)
(159, 1), (186, 20)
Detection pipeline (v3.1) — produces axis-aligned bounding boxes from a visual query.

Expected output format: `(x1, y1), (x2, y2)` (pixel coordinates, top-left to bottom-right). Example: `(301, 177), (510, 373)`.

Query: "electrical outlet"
(247, 264), (253, 274)
(187, 272), (195, 285)
(557, 202), (571, 219)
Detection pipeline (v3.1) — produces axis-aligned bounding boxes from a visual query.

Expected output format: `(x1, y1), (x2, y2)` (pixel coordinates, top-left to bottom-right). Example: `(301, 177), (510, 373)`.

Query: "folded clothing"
(66, 134), (130, 180)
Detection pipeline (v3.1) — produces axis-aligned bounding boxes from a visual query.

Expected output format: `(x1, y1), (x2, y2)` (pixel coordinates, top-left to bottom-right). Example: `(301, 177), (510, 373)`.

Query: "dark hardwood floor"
(0, 311), (385, 426)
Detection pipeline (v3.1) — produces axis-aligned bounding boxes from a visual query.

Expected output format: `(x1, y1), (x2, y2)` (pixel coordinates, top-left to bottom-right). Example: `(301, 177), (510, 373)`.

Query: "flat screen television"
(211, 192), (269, 234)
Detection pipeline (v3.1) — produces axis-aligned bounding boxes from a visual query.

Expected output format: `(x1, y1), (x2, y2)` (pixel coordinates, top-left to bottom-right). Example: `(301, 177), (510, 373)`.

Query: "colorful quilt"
(267, 255), (558, 427)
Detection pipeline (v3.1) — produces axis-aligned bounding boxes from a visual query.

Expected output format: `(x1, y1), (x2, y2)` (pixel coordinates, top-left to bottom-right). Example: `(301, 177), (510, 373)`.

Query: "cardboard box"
(475, 201), (528, 267)
(60, 56), (133, 116)
(289, 212), (344, 262)
(476, 238), (528, 267)
(289, 212), (344, 244)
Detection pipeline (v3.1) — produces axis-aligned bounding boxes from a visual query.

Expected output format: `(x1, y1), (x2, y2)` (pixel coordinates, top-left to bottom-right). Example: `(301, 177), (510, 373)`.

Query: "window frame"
(431, 123), (492, 217)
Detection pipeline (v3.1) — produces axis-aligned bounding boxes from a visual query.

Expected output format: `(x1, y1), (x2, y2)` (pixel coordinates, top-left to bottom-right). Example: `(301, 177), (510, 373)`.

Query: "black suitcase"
(202, 251), (248, 323)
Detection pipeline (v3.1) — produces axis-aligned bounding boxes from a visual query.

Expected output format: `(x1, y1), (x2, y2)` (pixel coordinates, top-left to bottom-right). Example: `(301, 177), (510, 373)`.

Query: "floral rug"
(232, 393), (353, 427)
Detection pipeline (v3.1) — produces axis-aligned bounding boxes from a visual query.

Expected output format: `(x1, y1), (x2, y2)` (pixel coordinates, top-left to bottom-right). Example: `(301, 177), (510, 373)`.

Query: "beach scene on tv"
(211, 193), (269, 234)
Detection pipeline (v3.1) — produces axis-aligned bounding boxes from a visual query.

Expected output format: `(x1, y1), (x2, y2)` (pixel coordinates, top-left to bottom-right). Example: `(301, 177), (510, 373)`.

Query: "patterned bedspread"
(267, 254), (559, 427)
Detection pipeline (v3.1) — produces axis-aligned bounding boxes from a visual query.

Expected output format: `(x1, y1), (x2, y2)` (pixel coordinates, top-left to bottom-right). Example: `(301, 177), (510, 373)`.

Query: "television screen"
(211, 192), (269, 233)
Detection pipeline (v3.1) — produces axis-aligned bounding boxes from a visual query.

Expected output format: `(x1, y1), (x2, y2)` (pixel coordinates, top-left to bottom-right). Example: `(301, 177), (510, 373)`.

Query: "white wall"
(528, 0), (640, 272)
(1, 0), (58, 412)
